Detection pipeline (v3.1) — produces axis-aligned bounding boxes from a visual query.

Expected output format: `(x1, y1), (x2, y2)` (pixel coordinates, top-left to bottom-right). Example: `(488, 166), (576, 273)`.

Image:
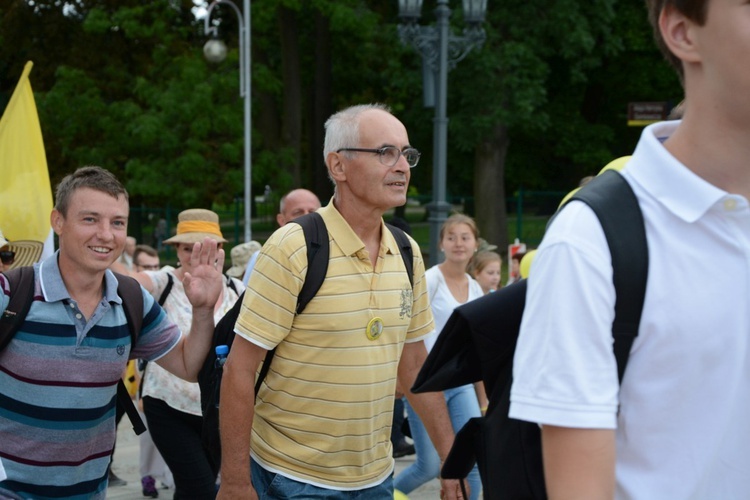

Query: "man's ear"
(51, 209), (64, 236)
(327, 151), (346, 183)
(659, 5), (702, 65)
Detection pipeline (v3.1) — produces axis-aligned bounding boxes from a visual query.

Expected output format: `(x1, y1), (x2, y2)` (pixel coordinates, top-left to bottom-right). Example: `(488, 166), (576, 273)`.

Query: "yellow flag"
(0, 61), (53, 242)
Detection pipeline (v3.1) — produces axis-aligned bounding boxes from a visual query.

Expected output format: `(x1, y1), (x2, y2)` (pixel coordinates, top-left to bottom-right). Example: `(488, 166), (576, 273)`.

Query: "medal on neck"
(366, 317), (384, 341)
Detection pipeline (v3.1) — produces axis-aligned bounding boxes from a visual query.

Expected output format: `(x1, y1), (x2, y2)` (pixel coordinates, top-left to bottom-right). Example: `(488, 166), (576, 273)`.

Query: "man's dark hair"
(55, 166), (128, 217)
(646, 0), (709, 79)
(133, 244), (159, 266)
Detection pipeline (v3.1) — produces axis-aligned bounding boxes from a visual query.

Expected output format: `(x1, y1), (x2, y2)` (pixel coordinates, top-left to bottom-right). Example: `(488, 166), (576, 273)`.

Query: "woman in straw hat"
(122, 209), (245, 498)
(0, 228), (44, 273)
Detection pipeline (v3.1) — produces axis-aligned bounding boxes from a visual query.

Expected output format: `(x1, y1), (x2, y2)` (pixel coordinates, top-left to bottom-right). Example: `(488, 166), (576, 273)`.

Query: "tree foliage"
(0, 0), (683, 250)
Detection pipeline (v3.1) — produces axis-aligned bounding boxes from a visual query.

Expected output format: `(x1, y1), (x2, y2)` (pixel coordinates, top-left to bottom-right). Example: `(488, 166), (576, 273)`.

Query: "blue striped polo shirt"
(0, 253), (180, 499)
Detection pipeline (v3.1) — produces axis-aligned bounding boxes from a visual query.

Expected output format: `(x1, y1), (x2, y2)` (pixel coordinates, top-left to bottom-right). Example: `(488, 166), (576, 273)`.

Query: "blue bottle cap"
(215, 345), (229, 356)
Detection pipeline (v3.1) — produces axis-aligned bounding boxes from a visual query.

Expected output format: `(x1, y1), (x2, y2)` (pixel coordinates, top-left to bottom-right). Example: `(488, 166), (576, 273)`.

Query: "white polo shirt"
(510, 121), (750, 499)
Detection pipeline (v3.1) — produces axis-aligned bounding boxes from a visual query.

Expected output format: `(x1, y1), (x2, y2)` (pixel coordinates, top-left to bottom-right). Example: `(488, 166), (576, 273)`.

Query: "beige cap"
(163, 209), (227, 245)
(226, 240), (262, 278)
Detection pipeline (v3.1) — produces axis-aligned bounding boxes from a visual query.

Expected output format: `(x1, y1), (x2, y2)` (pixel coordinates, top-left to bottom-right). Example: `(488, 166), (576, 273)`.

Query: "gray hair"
(322, 103), (391, 185)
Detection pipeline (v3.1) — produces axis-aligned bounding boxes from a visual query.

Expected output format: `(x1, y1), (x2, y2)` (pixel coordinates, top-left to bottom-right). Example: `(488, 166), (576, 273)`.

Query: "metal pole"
(242, 0), (252, 242)
(428, 0), (452, 267)
(204, 0), (252, 242)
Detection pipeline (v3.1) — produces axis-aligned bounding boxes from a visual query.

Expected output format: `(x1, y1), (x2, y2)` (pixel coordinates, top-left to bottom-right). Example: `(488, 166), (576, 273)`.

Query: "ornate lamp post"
(204, 0), (252, 242)
(398, 0), (486, 265)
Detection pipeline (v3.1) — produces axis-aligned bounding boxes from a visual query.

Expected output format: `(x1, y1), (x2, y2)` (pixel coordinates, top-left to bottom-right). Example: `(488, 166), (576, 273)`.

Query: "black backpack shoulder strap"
(158, 273), (174, 306)
(566, 169), (648, 382)
(113, 272), (147, 435)
(225, 274), (239, 296)
(255, 211), (330, 398)
(115, 273), (144, 343)
(0, 267), (37, 352)
(292, 211), (330, 314)
(385, 223), (414, 289)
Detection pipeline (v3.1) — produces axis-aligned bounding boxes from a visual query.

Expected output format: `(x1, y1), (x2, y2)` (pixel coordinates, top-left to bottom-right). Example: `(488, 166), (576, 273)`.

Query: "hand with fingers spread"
(183, 237), (226, 310)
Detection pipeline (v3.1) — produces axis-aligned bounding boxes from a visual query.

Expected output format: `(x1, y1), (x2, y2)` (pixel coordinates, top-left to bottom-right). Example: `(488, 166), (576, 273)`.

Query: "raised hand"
(183, 237), (225, 310)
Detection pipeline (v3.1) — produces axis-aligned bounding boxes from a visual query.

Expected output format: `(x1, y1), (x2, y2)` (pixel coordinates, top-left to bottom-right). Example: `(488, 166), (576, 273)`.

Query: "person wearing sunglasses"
(0, 228), (44, 273)
(0, 244), (13, 273)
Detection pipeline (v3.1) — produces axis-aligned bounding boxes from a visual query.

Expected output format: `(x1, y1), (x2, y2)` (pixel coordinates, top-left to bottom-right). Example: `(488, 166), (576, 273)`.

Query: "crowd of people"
(3, 2), (750, 496)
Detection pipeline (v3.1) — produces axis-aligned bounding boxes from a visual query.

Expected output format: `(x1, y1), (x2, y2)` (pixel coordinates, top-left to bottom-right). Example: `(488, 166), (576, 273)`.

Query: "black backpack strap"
(158, 273), (174, 306)
(566, 170), (648, 382)
(226, 274), (239, 296)
(293, 212), (330, 314)
(113, 272), (147, 435)
(0, 267), (37, 352)
(254, 212), (330, 398)
(385, 223), (414, 289)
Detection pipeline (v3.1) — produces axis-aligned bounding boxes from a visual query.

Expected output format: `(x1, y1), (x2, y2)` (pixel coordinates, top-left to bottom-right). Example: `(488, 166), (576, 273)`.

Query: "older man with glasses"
(218, 103), (466, 500)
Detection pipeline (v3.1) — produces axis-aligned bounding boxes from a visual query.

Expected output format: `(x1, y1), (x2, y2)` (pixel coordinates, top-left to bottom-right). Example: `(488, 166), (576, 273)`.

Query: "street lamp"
(204, 0), (252, 242)
(398, 0), (486, 266)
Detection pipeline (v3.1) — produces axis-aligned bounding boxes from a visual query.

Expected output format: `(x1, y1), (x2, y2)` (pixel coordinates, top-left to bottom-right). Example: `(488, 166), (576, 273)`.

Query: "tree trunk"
(279, 5), (302, 187)
(474, 124), (510, 256)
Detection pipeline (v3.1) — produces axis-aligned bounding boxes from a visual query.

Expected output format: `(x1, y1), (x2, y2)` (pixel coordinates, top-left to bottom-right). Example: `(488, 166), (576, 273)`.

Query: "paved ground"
(108, 425), (440, 499)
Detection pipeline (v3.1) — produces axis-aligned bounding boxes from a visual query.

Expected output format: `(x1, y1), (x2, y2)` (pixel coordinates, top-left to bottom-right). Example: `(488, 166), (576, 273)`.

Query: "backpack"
(0, 267), (148, 435)
(412, 169), (649, 499)
(196, 211), (416, 468)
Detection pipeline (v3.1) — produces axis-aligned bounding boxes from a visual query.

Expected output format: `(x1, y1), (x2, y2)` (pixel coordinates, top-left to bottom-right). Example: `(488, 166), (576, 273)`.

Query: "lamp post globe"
(203, 38), (228, 64)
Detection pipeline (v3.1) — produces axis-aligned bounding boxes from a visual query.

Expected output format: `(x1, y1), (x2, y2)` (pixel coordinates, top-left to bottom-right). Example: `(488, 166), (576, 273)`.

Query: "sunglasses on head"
(0, 250), (15, 265)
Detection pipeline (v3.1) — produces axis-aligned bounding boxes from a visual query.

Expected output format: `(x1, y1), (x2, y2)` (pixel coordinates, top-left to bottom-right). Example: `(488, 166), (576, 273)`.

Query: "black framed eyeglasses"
(337, 146), (421, 168)
(0, 250), (15, 265)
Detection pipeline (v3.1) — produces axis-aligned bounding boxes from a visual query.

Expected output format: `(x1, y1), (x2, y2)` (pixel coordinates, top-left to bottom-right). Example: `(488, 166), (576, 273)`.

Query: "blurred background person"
(226, 241), (260, 280)
(115, 209), (244, 499)
(118, 236), (137, 271)
(133, 244), (160, 272)
(242, 188), (320, 285)
(0, 228), (44, 273)
(468, 250), (502, 294)
(394, 214), (484, 499)
(131, 244), (174, 497)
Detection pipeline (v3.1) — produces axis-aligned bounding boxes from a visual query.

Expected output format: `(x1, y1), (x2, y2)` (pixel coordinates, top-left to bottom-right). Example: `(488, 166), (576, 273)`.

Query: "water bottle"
(213, 345), (229, 408)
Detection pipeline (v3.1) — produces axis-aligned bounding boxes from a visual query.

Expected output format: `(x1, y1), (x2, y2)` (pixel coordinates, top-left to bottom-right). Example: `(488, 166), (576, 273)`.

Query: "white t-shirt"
(510, 121), (750, 499)
(423, 265), (484, 352)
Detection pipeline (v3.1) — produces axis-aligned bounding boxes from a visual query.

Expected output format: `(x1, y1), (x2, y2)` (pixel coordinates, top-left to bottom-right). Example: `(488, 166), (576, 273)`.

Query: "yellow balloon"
(520, 249), (537, 279)
(394, 489), (410, 500)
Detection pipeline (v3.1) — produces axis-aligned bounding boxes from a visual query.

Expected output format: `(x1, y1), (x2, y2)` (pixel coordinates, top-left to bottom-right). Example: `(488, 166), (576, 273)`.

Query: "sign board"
(627, 102), (669, 127)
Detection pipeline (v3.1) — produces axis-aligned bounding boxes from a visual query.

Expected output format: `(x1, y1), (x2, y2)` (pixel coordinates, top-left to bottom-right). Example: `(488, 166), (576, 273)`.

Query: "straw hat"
(226, 240), (262, 278)
(0, 228), (44, 270)
(163, 209), (227, 245)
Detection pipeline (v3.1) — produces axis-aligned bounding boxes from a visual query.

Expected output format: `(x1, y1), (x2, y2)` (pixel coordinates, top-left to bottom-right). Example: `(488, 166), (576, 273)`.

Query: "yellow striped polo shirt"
(234, 202), (434, 490)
